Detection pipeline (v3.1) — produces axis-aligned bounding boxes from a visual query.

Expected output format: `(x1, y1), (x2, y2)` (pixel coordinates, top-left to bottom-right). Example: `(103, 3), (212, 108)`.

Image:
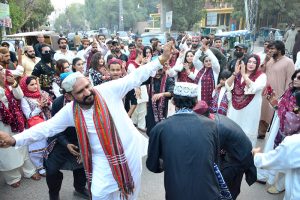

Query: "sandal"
(31, 173), (41, 181)
(10, 181), (21, 188)
(267, 185), (285, 194)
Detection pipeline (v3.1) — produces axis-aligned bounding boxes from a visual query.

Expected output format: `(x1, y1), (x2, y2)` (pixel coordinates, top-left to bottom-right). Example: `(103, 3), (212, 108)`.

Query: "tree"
(84, 0), (148, 31)
(164, 0), (206, 31)
(54, 3), (87, 33)
(8, 0), (54, 33)
(225, 0), (300, 28)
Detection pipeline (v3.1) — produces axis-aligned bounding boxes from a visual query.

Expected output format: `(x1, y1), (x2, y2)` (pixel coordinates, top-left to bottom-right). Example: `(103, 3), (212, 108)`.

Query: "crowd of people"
(0, 25), (299, 200)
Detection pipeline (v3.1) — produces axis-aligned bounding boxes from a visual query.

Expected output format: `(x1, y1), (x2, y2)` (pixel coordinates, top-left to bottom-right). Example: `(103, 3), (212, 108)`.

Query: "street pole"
(160, 0), (165, 32)
(119, 0), (124, 31)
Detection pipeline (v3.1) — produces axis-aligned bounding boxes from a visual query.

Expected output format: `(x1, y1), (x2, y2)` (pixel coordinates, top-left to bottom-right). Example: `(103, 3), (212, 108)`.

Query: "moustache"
(83, 94), (93, 102)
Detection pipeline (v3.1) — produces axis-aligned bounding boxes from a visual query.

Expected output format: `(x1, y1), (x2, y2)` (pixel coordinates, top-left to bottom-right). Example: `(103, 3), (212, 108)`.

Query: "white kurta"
(0, 86), (28, 171)
(13, 58), (162, 199)
(21, 97), (48, 172)
(254, 134), (300, 200)
(225, 73), (267, 147)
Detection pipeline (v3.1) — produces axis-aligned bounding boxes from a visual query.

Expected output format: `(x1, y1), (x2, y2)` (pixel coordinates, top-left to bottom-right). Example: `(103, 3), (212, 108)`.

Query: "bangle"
(232, 73), (237, 76)
(11, 81), (18, 88)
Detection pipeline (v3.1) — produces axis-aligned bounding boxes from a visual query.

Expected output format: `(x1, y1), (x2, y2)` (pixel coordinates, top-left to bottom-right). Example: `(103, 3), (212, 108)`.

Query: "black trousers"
(44, 144), (86, 196)
(221, 162), (244, 200)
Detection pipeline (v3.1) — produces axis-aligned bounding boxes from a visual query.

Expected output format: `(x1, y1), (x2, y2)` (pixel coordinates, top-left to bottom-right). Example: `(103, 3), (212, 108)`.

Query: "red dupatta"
(232, 71), (263, 110)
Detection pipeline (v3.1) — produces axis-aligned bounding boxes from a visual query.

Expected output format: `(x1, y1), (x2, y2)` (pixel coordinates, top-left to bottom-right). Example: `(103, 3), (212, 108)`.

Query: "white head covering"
(61, 72), (85, 92)
(173, 82), (198, 97)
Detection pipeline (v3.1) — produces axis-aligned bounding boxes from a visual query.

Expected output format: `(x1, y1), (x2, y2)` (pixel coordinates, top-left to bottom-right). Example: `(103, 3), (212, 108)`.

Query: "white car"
(117, 31), (131, 44)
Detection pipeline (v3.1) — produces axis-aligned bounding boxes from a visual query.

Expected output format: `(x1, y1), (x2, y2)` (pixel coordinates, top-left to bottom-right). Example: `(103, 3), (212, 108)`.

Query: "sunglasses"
(43, 50), (51, 54)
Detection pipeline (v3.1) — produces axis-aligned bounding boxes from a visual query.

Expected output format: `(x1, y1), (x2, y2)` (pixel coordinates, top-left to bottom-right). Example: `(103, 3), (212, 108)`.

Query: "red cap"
(193, 100), (208, 115)
(108, 58), (122, 66)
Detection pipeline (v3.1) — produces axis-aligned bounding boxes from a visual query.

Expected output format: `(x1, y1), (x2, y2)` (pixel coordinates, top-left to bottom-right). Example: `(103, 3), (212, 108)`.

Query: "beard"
(26, 53), (36, 59)
(76, 91), (95, 106)
(60, 45), (67, 49)
(192, 44), (198, 49)
(272, 52), (278, 59)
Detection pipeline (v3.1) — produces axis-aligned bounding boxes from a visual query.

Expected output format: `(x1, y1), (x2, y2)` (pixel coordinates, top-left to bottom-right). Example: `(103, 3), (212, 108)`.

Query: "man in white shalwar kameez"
(253, 133), (300, 200)
(0, 42), (174, 200)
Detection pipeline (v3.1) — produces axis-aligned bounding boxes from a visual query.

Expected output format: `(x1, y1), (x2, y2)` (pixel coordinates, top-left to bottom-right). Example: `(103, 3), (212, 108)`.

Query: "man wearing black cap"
(227, 43), (248, 73)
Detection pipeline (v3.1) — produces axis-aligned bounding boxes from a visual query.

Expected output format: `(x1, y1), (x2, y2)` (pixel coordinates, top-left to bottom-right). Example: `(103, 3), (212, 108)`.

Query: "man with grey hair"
(34, 34), (45, 57)
(0, 42), (174, 200)
(21, 46), (41, 76)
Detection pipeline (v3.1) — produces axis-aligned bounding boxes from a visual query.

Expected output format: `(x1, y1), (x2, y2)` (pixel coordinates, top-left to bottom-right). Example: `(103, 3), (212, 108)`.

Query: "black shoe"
(257, 134), (265, 139)
(49, 193), (60, 200)
(256, 180), (267, 184)
(74, 188), (89, 199)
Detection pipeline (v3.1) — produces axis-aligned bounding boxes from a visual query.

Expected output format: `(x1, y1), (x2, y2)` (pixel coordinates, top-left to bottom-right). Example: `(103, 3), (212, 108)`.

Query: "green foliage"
(54, 3), (86, 33)
(8, 0), (54, 33)
(165, 0), (205, 31)
(224, 0), (300, 27)
(83, 0), (148, 31)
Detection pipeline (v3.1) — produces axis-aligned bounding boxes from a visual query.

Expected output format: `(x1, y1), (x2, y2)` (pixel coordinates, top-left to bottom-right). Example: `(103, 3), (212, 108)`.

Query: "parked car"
(117, 31), (130, 44)
(2, 31), (60, 52)
(99, 28), (110, 38)
(141, 32), (167, 46)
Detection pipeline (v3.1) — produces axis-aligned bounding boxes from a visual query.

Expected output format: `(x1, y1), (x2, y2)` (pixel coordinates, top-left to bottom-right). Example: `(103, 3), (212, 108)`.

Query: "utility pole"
(160, 0), (165, 32)
(119, 0), (124, 31)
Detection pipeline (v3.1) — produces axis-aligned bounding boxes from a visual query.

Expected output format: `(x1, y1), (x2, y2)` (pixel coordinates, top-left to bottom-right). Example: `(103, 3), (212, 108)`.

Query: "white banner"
(166, 11), (173, 28)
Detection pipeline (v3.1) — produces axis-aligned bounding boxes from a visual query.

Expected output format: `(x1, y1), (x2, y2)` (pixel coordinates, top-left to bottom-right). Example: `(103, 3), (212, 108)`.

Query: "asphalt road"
(0, 138), (284, 200)
(0, 44), (285, 200)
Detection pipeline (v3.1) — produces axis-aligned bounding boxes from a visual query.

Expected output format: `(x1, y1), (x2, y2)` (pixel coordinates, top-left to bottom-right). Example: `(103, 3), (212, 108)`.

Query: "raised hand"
(240, 61), (246, 76)
(160, 41), (175, 64)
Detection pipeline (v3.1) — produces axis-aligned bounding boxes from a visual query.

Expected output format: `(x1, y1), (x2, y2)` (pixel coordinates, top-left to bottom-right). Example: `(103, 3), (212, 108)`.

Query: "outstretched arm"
(0, 103), (74, 148)
(97, 42), (174, 99)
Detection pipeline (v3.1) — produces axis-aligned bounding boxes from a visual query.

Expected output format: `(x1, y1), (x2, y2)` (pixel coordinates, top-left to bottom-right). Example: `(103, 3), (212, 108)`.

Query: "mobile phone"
(265, 85), (273, 96)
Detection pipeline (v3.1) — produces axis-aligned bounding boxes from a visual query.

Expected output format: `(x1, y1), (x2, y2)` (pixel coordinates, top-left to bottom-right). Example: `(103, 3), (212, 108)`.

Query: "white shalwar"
(225, 73), (267, 147)
(254, 134), (300, 200)
(257, 112), (285, 191)
(13, 59), (163, 199)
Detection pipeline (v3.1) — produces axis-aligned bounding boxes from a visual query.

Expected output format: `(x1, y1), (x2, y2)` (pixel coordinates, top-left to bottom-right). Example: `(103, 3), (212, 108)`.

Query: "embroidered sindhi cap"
(173, 82), (198, 97)
(61, 71), (85, 92)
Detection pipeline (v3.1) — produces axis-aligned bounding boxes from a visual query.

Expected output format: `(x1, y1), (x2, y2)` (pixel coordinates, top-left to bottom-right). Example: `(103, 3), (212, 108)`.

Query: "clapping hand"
(234, 60), (241, 75)
(240, 61), (246, 76)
